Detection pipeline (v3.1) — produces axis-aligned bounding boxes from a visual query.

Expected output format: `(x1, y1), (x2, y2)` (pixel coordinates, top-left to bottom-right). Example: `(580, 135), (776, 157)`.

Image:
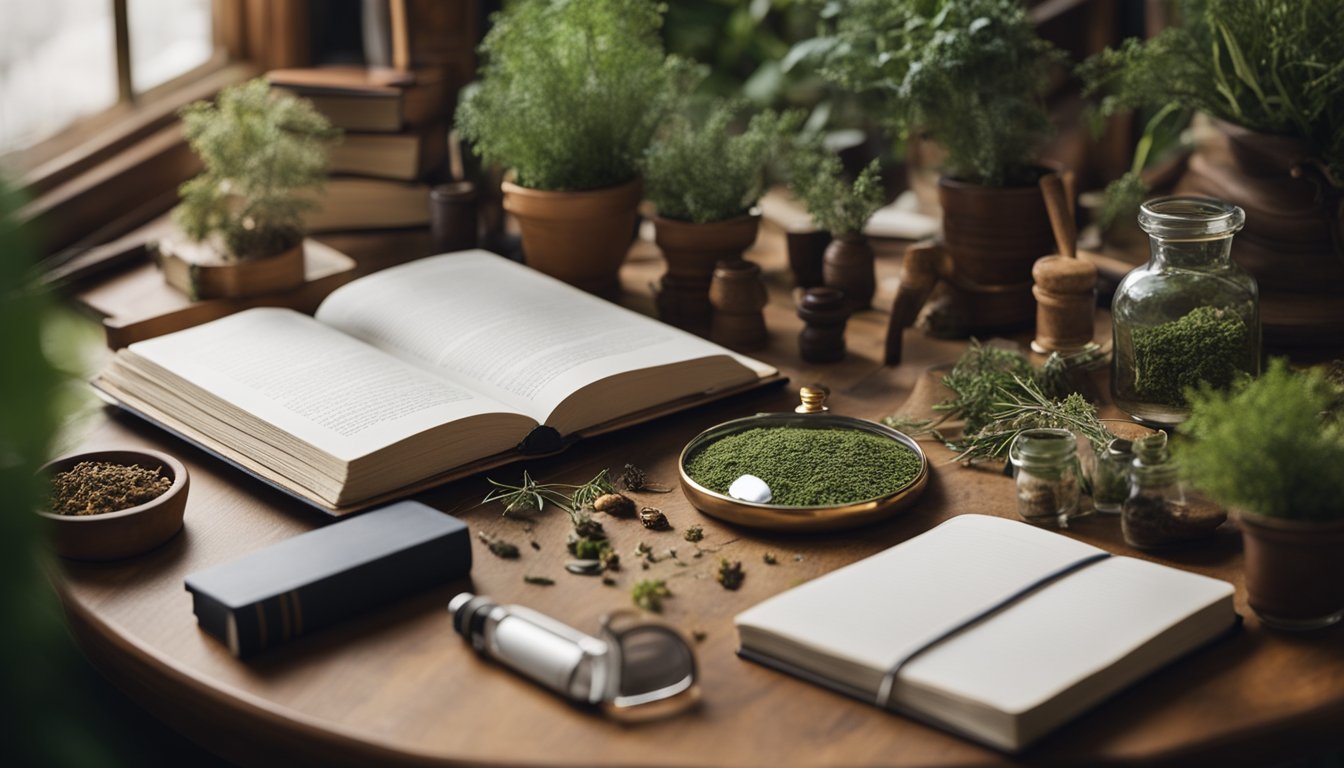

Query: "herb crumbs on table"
(523, 575), (555, 586)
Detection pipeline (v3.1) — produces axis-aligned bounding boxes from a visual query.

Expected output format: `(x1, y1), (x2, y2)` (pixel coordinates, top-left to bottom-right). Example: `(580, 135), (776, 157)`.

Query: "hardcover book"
(94, 251), (779, 514)
(185, 500), (471, 658)
(735, 515), (1237, 752)
(267, 65), (447, 132)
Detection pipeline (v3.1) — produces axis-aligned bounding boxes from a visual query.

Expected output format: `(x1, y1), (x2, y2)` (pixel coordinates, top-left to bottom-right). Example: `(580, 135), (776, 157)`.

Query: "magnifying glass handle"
(450, 593), (610, 703)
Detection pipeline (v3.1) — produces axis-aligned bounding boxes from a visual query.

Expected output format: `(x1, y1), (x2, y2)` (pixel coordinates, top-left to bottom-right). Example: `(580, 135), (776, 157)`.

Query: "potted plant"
(801, 0), (1065, 330)
(1179, 359), (1344, 630)
(1080, 0), (1344, 349)
(161, 78), (338, 300)
(643, 102), (800, 331)
(786, 147), (884, 311)
(456, 0), (696, 297)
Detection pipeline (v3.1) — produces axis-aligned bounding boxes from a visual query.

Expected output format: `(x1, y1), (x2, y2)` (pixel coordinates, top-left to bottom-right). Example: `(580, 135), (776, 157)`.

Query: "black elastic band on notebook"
(875, 551), (1113, 709)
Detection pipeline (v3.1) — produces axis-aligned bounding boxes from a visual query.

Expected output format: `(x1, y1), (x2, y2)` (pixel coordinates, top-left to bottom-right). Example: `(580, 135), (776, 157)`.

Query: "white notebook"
(734, 515), (1237, 752)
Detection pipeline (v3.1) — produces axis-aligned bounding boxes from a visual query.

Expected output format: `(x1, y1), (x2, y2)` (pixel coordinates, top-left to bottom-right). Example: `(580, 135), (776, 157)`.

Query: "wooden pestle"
(1038, 172), (1077, 260)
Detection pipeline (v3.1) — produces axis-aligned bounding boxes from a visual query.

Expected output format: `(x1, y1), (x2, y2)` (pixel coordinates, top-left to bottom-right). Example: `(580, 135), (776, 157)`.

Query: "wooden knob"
(1032, 255), (1096, 294)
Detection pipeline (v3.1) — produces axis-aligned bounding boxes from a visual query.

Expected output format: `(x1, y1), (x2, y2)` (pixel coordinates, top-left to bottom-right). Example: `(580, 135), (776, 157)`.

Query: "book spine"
(223, 529), (472, 658)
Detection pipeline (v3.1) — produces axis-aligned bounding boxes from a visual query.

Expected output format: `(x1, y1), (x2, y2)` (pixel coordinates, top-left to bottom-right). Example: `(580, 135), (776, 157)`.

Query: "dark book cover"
(185, 500), (471, 658)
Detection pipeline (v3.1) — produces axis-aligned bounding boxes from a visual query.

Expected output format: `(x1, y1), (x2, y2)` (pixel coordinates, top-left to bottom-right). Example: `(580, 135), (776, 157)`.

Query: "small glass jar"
(1121, 432), (1185, 548)
(1009, 428), (1080, 527)
(1111, 197), (1260, 427)
(1090, 437), (1133, 515)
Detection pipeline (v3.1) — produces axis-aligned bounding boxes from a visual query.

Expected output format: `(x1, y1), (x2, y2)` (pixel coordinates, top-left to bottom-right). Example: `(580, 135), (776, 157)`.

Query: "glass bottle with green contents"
(1111, 196), (1260, 427)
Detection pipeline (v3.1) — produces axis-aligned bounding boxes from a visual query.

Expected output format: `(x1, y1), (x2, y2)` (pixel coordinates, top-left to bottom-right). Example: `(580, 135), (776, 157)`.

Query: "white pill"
(728, 474), (773, 503)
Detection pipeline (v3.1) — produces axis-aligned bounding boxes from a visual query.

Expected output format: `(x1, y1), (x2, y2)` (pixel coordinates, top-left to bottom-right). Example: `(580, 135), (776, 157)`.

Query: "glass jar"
(1009, 428), (1080, 527)
(1121, 431), (1226, 549)
(1090, 437), (1133, 515)
(1111, 196), (1260, 427)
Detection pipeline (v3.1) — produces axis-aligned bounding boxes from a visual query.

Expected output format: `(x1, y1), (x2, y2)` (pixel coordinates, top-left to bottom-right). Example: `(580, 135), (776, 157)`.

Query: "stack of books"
(267, 66), (450, 232)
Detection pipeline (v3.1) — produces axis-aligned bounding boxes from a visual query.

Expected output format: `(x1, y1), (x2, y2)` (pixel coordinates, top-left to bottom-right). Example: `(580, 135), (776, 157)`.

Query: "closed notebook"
(734, 514), (1237, 752)
(185, 500), (471, 657)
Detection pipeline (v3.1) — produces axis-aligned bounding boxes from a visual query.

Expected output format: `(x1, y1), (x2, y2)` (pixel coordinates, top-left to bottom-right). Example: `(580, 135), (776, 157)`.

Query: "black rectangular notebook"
(185, 501), (471, 657)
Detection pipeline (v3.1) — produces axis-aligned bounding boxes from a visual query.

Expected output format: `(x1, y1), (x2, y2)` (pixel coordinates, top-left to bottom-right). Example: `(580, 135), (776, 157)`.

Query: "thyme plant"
(1080, 0), (1344, 178)
(456, 0), (699, 191)
(1180, 359), (1344, 520)
(786, 148), (883, 236)
(174, 78), (338, 260)
(805, 0), (1063, 187)
(643, 102), (802, 223)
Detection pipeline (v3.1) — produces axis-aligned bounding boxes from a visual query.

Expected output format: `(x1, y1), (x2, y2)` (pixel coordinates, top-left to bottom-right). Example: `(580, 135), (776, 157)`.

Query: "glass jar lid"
(1137, 196), (1245, 240)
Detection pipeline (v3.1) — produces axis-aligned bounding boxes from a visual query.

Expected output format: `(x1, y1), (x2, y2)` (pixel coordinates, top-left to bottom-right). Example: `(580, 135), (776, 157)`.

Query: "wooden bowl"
(678, 413), (928, 532)
(39, 449), (189, 561)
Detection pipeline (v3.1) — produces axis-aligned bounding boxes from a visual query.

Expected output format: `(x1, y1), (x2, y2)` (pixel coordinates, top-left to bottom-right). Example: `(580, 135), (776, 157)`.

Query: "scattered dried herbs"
(692, 630), (707, 643)
(683, 525), (704, 543)
(482, 468), (614, 516)
(639, 506), (671, 530)
(48, 461), (173, 516)
(685, 427), (920, 506)
(523, 575), (555, 586)
(593, 492), (636, 517)
(619, 463), (672, 493)
(632, 579), (671, 612)
(567, 533), (610, 561)
(477, 530), (520, 559)
(717, 559), (745, 590)
(763, 552), (777, 565)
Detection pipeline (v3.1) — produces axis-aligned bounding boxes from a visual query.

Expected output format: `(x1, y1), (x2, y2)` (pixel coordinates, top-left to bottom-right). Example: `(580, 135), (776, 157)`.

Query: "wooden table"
(55, 225), (1344, 767)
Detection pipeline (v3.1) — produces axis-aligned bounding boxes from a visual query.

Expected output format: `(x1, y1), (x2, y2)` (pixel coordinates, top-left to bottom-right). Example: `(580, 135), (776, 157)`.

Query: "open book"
(735, 515), (1236, 753)
(95, 251), (777, 513)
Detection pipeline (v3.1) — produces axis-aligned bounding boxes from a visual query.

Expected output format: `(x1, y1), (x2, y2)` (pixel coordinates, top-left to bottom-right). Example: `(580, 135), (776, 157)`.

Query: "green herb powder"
(1132, 306), (1250, 406)
(685, 427), (920, 506)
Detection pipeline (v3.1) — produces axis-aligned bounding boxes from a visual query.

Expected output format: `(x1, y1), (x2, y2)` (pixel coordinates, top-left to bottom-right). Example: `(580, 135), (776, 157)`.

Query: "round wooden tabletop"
(55, 232), (1344, 767)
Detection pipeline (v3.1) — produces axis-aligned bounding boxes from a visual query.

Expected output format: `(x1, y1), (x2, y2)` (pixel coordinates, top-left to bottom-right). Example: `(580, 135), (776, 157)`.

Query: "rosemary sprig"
(946, 375), (1110, 465)
(481, 468), (614, 517)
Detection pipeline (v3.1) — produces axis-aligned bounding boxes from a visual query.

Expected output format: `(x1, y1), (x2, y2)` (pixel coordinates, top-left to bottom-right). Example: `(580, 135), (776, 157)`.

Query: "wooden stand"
(709, 259), (768, 351)
(156, 236), (307, 300)
(797, 287), (849, 363)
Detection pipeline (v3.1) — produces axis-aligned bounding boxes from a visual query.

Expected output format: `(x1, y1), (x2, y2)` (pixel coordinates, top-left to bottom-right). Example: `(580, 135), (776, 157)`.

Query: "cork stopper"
(1032, 255), (1097, 294)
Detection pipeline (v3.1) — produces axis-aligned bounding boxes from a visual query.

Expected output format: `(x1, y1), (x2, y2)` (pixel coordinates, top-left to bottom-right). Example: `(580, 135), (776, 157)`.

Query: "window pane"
(129, 0), (213, 94)
(0, 0), (118, 156)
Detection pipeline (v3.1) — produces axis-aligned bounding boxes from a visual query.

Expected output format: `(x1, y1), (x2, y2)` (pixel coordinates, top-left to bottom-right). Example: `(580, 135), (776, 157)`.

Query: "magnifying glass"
(449, 592), (700, 721)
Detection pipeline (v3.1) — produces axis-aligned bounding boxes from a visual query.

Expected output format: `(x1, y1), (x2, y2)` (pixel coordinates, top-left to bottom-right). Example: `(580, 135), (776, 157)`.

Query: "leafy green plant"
(644, 101), (802, 223)
(174, 78), (338, 261)
(800, 0), (1063, 187)
(1179, 358), (1344, 520)
(1080, 0), (1344, 178)
(786, 147), (883, 236)
(457, 0), (699, 191)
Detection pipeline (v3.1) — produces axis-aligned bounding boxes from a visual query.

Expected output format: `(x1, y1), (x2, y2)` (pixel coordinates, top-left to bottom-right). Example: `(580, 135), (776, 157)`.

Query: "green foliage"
(786, 147), (883, 236)
(644, 101), (802, 223)
(805, 0), (1063, 186)
(1080, 0), (1344, 177)
(1180, 359), (1344, 520)
(457, 0), (699, 191)
(1132, 306), (1251, 408)
(174, 78), (338, 260)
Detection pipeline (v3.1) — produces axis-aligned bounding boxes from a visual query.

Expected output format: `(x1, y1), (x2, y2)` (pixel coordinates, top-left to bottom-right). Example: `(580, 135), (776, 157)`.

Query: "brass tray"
(677, 404), (929, 533)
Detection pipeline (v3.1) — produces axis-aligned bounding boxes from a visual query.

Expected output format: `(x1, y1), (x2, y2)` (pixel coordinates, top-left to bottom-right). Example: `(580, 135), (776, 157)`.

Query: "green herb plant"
(802, 0), (1064, 186)
(1131, 306), (1251, 408)
(1081, 0), (1344, 179)
(632, 578), (671, 612)
(174, 78), (338, 261)
(786, 148), (884, 236)
(457, 0), (699, 191)
(644, 101), (802, 223)
(1180, 359), (1344, 521)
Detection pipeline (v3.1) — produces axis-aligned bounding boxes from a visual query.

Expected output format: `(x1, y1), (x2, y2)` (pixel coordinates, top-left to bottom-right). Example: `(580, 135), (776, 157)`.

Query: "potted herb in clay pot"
(643, 102), (800, 332)
(1179, 359), (1344, 630)
(802, 0), (1066, 331)
(786, 148), (884, 311)
(1081, 0), (1344, 349)
(456, 0), (696, 297)
(160, 78), (339, 300)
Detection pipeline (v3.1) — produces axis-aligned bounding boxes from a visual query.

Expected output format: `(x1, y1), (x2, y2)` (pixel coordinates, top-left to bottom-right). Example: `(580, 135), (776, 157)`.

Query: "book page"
(315, 251), (770, 427)
(124, 308), (527, 462)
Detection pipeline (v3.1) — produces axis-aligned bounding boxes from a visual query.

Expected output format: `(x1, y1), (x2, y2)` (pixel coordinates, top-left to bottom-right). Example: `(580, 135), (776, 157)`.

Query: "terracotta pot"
(936, 173), (1055, 331)
(502, 178), (643, 297)
(156, 233), (306, 301)
(1175, 117), (1344, 349)
(653, 213), (760, 333)
(823, 235), (876, 311)
(1237, 511), (1344, 631)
